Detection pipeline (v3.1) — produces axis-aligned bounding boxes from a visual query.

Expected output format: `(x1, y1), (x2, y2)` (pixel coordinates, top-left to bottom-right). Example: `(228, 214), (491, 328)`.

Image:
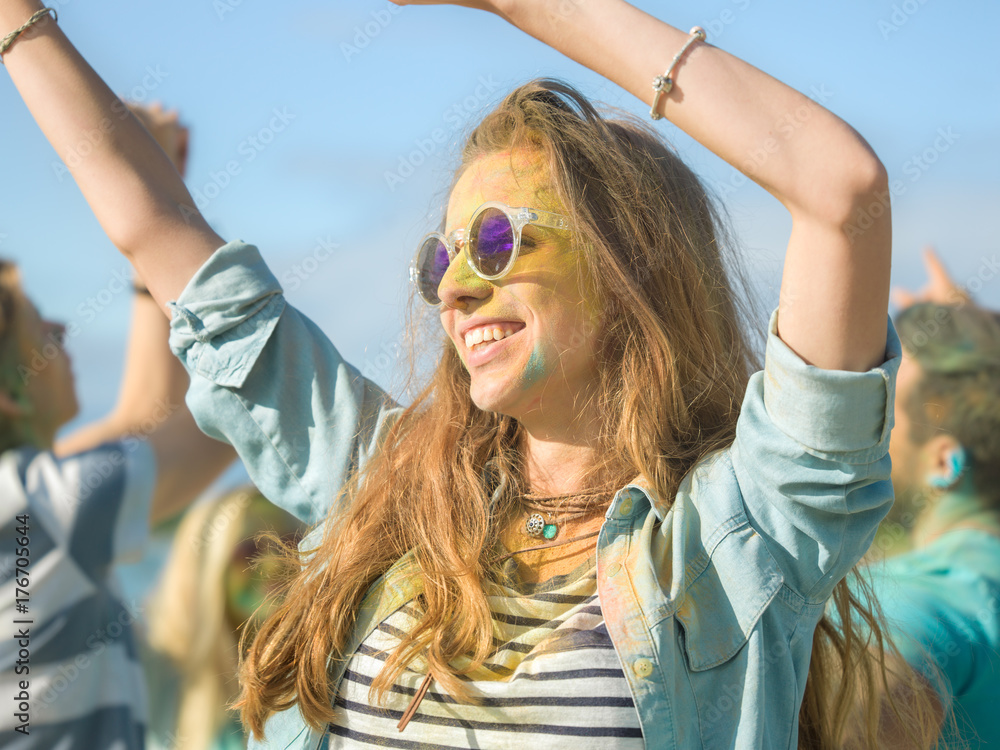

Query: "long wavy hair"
(238, 80), (940, 748)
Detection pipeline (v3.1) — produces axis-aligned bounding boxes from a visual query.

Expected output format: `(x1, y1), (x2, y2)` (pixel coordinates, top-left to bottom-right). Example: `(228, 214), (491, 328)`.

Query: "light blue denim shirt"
(168, 241), (900, 750)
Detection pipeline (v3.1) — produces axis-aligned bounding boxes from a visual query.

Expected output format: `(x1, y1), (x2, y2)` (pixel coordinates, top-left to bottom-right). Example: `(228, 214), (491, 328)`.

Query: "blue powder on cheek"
(521, 347), (548, 386)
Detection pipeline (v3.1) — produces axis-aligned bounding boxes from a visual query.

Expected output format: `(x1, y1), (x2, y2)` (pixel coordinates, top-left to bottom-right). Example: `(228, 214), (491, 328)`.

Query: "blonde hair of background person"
(146, 489), (302, 750)
(0, 0), (941, 747)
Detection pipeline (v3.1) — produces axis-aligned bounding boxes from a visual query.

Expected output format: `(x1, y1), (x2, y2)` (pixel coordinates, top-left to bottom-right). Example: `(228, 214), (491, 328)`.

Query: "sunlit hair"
(0, 260), (32, 453)
(237, 80), (939, 748)
(148, 488), (297, 750)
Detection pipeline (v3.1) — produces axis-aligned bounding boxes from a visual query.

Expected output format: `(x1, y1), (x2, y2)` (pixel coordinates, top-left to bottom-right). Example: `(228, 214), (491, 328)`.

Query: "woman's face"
(437, 150), (601, 427)
(16, 299), (78, 444)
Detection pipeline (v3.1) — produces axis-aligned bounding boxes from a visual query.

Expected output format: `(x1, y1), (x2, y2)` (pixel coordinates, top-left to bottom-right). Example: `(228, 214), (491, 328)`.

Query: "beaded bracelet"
(649, 25), (706, 121)
(0, 7), (58, 64)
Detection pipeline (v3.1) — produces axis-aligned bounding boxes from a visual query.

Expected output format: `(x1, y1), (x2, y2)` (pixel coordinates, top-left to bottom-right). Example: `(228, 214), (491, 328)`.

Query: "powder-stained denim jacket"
(168, 242), (900, 750)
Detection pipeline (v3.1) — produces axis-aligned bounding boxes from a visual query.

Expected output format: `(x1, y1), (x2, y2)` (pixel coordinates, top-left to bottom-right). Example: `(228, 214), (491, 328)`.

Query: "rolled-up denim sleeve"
(168, 240), (402, 526)
(731, 309), (901, 602)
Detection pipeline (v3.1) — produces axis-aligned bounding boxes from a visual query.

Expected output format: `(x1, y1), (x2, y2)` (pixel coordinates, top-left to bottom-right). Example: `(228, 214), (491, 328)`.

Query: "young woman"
(0, 0), (939, 747)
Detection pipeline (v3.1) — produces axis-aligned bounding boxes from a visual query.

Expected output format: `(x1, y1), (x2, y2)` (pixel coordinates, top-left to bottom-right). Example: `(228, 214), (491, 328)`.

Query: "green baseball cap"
(895, 303), (1000, 373)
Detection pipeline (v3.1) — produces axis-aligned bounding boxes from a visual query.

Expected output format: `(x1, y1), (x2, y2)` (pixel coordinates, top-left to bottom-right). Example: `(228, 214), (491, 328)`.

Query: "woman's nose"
(436, 248), (493, 311)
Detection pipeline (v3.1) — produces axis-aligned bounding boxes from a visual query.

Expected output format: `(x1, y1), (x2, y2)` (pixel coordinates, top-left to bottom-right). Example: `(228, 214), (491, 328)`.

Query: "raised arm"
(50, 100), (236, 523)
(405, 0), (891, 371)
(0, 1), (221, 308)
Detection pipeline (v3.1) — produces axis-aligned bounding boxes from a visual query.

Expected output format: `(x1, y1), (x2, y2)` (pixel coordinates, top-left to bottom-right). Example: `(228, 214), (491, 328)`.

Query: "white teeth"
(464, 325), (518, 350)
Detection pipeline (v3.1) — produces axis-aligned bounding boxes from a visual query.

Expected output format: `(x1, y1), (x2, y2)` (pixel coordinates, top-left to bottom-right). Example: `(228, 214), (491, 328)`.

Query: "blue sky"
(2, 0), (998, 446)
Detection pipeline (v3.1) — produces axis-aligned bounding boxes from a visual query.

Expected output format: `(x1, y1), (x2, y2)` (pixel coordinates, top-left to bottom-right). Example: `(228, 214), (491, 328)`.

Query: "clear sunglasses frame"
(409, 201), (572, 306)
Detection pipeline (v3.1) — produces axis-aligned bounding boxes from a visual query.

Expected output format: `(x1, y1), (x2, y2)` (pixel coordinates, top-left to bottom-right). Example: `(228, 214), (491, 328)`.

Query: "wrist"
(0, 1), (45, 31)
(1, 3), (55, 62)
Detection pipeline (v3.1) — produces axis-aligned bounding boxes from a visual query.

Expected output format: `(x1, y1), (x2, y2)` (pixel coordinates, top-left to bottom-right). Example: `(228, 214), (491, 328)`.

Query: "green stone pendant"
(542, 523), (558, 540)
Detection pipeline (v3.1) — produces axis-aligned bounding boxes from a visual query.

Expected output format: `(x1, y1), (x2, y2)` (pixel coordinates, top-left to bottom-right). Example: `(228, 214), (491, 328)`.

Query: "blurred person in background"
(845, 248), (1000, 749)
(0, 103), (235, 749)
(142, 488), (303, 750)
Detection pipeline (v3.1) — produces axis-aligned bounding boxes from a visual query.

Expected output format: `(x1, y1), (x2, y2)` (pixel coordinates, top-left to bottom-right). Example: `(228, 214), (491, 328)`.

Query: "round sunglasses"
(409, 201), (572, 306)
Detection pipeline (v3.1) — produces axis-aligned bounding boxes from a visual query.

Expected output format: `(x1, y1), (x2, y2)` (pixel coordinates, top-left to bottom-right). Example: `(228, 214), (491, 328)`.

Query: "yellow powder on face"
(446, 149), (564, 234)
(442, 148), (604, 416)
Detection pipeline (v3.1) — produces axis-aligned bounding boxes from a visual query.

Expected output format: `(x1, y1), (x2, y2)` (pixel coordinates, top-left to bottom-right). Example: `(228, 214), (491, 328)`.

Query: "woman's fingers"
(922, 246), (969, 305)
(890, 287), (919, 309)
(891, 246), (969, 310)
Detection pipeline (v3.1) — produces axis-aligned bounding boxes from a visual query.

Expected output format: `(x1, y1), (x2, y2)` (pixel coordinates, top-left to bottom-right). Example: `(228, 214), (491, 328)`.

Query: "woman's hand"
(892, 247), (970, 309)
(127, 102), (190, 178)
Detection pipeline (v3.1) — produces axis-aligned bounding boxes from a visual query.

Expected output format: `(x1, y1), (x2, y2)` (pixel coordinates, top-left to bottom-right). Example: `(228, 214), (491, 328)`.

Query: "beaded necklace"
(520, 488), (610, 540)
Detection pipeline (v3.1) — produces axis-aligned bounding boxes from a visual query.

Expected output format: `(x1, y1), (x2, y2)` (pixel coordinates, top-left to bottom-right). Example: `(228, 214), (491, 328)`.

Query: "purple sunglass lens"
(470, 208), (515, 276)
(418, 236), (450, 303)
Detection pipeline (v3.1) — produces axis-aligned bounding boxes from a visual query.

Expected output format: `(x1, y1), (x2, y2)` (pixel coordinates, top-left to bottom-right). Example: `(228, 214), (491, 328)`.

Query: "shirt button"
(619, 497), (633, 516)
(633, 658), (654, 678)
(607, 562), (622, 577)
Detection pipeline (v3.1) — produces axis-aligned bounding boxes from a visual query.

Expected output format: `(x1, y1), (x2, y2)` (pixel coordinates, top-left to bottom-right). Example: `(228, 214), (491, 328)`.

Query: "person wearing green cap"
(861, 250), (1000, 748)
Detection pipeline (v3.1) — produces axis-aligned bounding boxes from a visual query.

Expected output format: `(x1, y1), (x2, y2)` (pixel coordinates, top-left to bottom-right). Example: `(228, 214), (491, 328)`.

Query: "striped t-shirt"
(328, 554), (644, 748)
(0, 443), (156, 750)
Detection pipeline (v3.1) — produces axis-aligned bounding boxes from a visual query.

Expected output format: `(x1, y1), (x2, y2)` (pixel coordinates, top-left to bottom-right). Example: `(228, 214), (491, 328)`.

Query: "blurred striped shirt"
(0, 442), (156, 750)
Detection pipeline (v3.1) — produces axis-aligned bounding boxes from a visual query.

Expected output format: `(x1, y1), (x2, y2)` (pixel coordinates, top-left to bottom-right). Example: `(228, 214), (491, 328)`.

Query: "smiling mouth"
(464, 323), (525, 352)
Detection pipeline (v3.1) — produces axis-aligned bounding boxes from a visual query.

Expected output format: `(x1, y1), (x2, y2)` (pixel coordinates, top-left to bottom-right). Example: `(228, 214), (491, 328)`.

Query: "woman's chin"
(468, 379), (523, 418)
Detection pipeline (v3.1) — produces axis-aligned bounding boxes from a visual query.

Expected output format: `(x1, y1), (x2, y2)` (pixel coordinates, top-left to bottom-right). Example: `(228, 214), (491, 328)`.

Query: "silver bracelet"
(649, 26), (706, 121)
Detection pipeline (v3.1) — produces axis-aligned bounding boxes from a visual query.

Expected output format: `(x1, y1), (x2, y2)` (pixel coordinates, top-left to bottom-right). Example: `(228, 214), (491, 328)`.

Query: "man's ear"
(924, 434), (968, 490)
(0, 390), (31, 420)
